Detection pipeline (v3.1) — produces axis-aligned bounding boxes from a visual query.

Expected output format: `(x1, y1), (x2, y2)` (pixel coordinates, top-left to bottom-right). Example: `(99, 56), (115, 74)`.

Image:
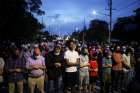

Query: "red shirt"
(89, 60), (98, 77)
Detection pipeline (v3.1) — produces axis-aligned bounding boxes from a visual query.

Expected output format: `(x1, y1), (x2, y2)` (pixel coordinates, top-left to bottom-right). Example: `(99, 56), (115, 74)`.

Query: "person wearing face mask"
(26, 46), (46, 93)
(79, 47), (90, 93)
(5, 48), (26, 93)
(102, 52), (112, 93)
(45, 45), (64, 93)
(122, 46), (131, 92)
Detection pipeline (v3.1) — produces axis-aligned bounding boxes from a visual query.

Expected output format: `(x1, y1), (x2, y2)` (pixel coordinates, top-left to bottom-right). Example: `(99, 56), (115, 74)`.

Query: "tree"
(71, 19), (109, 42)
(112, 7), (140, 42)
(87, 19), (109, 42)
(0, 0), (44, 43)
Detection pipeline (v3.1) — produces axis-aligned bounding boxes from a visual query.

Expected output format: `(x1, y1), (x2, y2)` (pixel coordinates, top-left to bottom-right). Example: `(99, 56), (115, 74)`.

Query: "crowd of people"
(0, 39), (140, 93)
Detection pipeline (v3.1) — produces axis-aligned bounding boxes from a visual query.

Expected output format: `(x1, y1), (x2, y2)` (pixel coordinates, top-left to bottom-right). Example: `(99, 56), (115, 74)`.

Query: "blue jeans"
(46, 76), (63, 93)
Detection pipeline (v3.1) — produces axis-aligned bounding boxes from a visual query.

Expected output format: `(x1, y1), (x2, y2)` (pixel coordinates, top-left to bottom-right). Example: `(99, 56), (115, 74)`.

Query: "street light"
(92, 10), (97, 15)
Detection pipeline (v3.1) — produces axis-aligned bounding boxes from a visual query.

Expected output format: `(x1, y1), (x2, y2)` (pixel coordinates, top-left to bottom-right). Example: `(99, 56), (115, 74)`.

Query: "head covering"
(34, 44), (39, 48)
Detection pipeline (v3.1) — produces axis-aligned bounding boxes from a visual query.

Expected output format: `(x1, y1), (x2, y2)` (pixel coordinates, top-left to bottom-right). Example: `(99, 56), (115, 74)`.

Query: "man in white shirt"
(64, 40), (79, 93)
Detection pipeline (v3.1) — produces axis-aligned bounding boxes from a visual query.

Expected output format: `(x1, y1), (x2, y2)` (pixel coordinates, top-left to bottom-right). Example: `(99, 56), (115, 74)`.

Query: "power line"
(118, 0), (140, 10)
(115, 0), (140, 16)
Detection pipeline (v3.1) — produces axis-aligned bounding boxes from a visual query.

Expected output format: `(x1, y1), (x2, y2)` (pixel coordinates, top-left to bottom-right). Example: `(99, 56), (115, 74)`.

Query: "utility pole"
(82, 17), (86, 45)
(108, 0), (112, 44)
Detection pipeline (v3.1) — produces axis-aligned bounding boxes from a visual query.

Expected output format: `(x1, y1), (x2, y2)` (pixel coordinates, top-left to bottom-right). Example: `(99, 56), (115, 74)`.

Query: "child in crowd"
(89, 55), (98, 93)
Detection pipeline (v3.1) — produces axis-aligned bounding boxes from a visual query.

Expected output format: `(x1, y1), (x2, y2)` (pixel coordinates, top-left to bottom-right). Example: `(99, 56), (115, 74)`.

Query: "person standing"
(112, 46), (124, 93)
(79, 47), (89, 93)
(26, 47), (46, 93)
(46, 45), (64, 93)
(64, 40), (80, 93)
(122, 47), (131, 92)
(5, 48), (26, 93)
(127, 45), (140, 93)
(89, 55), (98, 93)
(102, 52), (112, 93)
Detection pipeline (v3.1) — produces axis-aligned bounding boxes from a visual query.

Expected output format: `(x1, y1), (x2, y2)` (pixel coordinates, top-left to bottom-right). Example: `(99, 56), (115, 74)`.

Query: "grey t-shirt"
(79, 55), (89, 72)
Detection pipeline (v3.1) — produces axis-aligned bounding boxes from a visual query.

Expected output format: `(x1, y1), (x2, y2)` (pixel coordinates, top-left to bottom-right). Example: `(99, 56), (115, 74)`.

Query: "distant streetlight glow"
(75, 27), (79, 31)
(92, 10), (97, 15)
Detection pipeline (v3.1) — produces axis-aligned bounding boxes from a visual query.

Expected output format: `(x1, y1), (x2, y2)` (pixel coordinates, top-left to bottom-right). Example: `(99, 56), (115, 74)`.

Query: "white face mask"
(108, 55), (112, 58)
(35, 55), (41, 59)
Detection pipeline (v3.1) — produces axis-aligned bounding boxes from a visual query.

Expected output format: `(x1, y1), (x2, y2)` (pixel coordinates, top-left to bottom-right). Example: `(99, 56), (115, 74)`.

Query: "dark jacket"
(46, 51), (64, 80)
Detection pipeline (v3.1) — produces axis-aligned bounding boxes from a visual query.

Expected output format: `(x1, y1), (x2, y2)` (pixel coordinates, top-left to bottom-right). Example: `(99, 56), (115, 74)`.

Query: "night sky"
(36, 0), (140, 36)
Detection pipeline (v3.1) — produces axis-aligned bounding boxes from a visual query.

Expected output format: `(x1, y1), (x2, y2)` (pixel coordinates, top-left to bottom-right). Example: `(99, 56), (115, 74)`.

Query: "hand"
(31, 64), (40, 69)
(86, 63), (90, 66)
(94, 68), (98, 72)
(107, 64), (112, 67)
(54, 63), (61, 68)
(15, 68), (22, 72)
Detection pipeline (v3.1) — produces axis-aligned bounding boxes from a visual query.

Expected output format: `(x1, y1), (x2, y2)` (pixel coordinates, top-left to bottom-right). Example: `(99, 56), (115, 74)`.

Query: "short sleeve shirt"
(64, 50), (79, 72)
(26, 56), (45, 77)
(79, 55), (89, 71)
(89, 60), (98, 77)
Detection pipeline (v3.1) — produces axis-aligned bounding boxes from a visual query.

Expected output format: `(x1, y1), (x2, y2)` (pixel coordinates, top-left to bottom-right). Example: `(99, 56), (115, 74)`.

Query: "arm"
(94, 62), (98, 72)
(64, 51), (80, 66)
(65, 59), (79, 66)
(38, 64), (46, 70)
(80, 56), (89, 67)
(15, 57), (26, 73)
(80, 63), (89, 68)
(26, 59), (34, 70)
(103, 63), (112, 68)
(39, 57), (46, 70)
(102, 58), (112, 68)
(122, 55), (131, 69)
(122, 61), (131, 69)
